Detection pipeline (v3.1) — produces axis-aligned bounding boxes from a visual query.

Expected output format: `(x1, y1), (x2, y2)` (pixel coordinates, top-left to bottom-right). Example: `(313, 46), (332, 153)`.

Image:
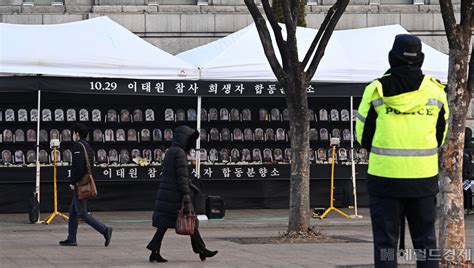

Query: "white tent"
(177, 24), (448, 83)
(0, 16), (198, 80)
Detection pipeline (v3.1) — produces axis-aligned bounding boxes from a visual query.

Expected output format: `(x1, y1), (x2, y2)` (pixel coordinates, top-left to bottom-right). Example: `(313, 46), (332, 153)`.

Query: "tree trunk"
(285, 75), (311, 232)
(439, 49), (471, 266)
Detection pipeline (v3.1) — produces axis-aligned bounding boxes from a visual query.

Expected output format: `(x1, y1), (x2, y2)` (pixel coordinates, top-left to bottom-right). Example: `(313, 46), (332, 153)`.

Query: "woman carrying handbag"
(146, 125), (218, 262)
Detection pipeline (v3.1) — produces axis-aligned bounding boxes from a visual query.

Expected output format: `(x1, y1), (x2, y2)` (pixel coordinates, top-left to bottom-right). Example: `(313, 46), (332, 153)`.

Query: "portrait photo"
(27, 129), (36, 142)
(199, 149), (208, 162)
(241, 149), (251, 162)
(164, 108), (174, 121)
(230, 108), (240, 121)
(67, 109), (76, 122)
(208, 108), (218, 121)
(50, 129), (60, 140)
(342, 129), (351, 141)
(107, 109), (117, 122)
(338, 148), (348, 161)
(309, 128), (318, 141)
(18, 109), (28, 122)
(201, 108), (208, 122)
(263, 148), (273, 163)
(270, 108), (280, 121)
(252, 148), (262, 162)
(220, 149), (230, 162)
(2, 150), (12, 164)
(26, 150), (36, 164)
(276, 128), (286, 141)
(259, 108), (268, 121)
(14, 150), (24, 164)
(42, 109), (52, 122)
(62, 149), (72, 163)
(359, 149), (368, 163)
(145, 109), (155, 122)
(330, 109), (340, 122)
(308, 109), (315, 121)
(319, 128), (329, 141)
(133, 109), (143, 122)
(97, 149), (108, 163)
(317, 148), (327, 161)
(143, 149), (152, 161)
(187, 108), (197, 121)
(274, 148), (283, 162)
(219, 108), (229, 121)
(153, 149), (163, 162)
(50, 150), (61, 162)
(114, 129), (124, 142)
(175, 109), (185, 121)
(38, 150), (49, 164)
(39, 129), (48, 142)
(209, 148), (219, 162)
(15, 129), (25, 142)
(54, 109), (64, 122)
(82, 109), (91, 122)
(265, 128), (275, 141)
(285, 148), (292, 162)
(93, 129), (103, 142)
(61, 129), (71, 142)
(141, 129), (151, 142)
(109, 149), (119, 163)
(131, 149), (141, 159)
(221, 128), (231, 141)
(308, 148), (315, 162)
(341, 109), (350, 121)
(242, 108), (252, 121)
(331, 128), (340, 139)
(104, 129), (115, 142)
(119, 149), (130, 164)
(151, 129), (162, 142)
(244, 128), (253, 141)
(3, 129), (13, 143)
(327, 148), (337, 163)
(233, 128), (243, 141)
(127, 129), (138, 142)
(209, 128), (220, 141)
(231, 148), (241, 162)
(30, 109), (38, 122)
(163, 129), (173, 141)
(254, 128), (264, 141)
(319, 109), (328, 121)
(5, 109), (14, 122)
(120, 109), (131, 122)
(283, 109), (289, 121)
(200, 129), (207, 142)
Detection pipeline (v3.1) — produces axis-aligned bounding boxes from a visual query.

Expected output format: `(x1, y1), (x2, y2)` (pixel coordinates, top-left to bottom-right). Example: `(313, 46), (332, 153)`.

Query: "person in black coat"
(146, 125), (218, 262)
(59, 123), (113, 247)
(464, 127), (473, 212)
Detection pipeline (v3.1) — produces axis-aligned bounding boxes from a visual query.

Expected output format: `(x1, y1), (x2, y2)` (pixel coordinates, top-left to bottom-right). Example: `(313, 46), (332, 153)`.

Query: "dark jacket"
(70, 139), (94, 184)
(152, 126), (199, 228)
(363, 66), (447, 198)
(463, 128), (473, 181)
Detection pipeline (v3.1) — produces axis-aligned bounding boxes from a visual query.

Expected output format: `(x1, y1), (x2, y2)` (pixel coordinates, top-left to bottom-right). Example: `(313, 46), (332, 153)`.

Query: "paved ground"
(0, 208), (473, 267)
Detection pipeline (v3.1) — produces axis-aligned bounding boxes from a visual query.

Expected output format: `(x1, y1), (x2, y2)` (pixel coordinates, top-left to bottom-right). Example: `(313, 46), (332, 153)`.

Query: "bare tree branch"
(439, 0), (458, 48)
(261, 0), (289, 69)
(305, 0), (349, 83)
(245, 0), (286, 81)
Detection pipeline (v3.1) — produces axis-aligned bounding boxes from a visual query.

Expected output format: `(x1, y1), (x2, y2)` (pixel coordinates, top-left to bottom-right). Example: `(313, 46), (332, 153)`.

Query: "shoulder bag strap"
(78, 142), (92, 174)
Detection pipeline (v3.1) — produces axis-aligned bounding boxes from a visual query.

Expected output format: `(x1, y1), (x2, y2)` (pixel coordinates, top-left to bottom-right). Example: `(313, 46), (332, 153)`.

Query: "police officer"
(356, 34), (449, 268)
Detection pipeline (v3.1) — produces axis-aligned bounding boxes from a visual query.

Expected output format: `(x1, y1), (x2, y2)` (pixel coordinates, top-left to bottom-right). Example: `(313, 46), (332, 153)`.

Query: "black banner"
(0, 164), (367, 183)
(0, 77), (365, 97)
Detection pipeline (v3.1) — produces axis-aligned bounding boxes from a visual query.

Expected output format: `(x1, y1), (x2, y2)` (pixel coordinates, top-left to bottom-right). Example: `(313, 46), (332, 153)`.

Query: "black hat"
(389, 34), (424, 67)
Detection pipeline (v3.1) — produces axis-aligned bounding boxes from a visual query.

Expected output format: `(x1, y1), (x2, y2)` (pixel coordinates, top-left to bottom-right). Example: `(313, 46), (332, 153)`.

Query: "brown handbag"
(75, 142), (98, 200)
(175, 208), (197, 235)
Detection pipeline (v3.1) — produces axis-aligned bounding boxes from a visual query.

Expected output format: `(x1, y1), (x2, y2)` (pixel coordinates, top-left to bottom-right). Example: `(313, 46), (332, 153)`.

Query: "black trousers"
(464, 188), (473, 210)
(146, 227), (206, 254)
(369, 195), (438, 268)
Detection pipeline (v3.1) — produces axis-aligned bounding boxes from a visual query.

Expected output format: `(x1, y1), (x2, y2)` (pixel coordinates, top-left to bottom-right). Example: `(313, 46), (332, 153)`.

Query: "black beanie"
(388, 34), (425, 67)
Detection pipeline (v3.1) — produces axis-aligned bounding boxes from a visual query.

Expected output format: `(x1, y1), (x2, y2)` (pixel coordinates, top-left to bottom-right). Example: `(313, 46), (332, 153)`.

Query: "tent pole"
(196, 96), (202, 179)
(35, 90), (42, 222)
(350, 96), (362, 219)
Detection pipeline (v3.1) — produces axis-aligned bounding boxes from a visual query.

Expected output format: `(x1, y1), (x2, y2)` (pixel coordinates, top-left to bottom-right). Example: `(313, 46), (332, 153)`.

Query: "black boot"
(199, 249), (218, 261)
(149, 251), (167, 263)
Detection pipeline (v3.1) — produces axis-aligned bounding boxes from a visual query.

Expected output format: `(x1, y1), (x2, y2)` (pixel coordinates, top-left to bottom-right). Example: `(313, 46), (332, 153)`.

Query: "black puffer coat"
(152, 126), (199, 228)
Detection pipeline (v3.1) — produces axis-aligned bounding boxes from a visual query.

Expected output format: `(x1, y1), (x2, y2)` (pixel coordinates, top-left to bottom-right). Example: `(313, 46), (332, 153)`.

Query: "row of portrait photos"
(0, 127), (353, 143)
(0, 108), (353, 123)
(0, 148), (369, 165)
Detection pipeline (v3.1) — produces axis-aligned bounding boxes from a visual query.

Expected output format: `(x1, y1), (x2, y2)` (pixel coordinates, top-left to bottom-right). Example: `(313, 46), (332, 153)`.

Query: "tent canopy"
(177, 24), (448, 83)
(0, 16), (198, 80)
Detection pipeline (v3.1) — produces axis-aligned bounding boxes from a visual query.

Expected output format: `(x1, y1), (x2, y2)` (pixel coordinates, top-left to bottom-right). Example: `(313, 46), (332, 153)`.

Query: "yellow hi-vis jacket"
(356, 75), (449, 179)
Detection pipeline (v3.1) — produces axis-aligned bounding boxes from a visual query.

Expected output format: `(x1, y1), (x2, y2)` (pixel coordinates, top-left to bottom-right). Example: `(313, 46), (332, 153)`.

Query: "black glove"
(183, 194), (194, 215)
